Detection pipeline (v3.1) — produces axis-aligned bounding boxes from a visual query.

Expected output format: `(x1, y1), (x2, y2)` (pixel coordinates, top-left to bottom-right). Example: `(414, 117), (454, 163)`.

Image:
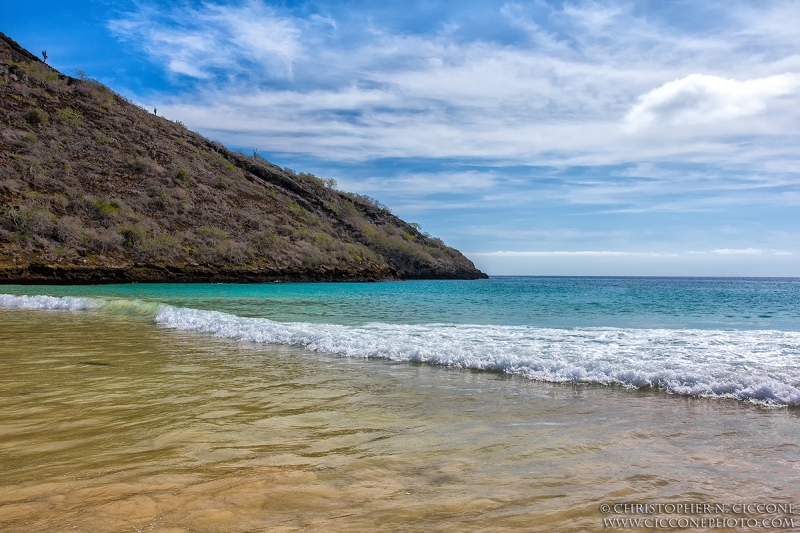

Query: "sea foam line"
(0, 293), (161, 316)
(3, 293), (800, 406)
(0, 293), (97, 311)
(153, 305), (800, 406)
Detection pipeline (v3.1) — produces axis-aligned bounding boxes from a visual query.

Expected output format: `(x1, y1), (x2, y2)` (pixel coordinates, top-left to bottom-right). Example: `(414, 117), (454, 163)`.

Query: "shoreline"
(1, 307), (798, 532)
(0, 262), (488, 285)
(3, 285), (800, 407)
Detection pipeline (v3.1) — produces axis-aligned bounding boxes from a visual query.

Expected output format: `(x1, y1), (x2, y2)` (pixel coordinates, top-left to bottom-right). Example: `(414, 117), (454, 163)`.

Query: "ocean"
(1, 277), (799, 531)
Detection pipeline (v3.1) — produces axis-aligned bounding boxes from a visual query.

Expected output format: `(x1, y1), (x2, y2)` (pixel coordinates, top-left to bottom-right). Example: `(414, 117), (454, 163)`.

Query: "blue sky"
(3, 0), (800, 275)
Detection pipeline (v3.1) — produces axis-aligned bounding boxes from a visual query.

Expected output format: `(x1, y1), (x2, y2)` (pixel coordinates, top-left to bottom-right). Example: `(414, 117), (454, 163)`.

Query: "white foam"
(154, 305), (800, 406)
(4, 293), (799, 405)
(0, 293), (97, 311)
(0, 293), (162, 317)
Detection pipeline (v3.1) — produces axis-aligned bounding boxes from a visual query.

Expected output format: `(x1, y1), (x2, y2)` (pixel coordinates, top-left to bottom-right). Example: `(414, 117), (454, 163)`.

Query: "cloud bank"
(109, 0), (800, 167)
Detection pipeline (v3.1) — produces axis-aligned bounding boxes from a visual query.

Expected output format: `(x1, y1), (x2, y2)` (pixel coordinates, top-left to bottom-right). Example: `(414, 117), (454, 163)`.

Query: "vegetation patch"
(24, 108), (49, 126)
(56, 108), (85, 127)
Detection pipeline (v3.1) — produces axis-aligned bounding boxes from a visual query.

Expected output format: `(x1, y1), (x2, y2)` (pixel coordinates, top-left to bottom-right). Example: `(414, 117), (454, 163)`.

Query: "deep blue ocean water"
(3, 277), (800, 405)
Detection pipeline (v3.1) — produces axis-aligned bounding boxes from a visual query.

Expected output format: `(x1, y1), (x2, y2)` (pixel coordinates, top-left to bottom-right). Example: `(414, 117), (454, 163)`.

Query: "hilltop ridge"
(0, 32), (487, 283)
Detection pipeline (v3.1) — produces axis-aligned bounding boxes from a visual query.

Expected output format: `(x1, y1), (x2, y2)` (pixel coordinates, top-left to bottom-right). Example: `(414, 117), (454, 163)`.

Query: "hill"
(0, 32), (486, 283)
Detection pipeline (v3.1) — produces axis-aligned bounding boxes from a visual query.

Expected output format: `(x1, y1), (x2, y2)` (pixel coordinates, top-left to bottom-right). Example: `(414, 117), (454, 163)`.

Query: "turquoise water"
(2, 277), (800, 405)
(2, 277), (800, 329)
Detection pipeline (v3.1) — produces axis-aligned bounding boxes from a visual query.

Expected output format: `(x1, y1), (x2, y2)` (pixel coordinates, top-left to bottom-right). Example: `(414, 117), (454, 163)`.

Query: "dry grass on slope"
(0, 32), (486, 282)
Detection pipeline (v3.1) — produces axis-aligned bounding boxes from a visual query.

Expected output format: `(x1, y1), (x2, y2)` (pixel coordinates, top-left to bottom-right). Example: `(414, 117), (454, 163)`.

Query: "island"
(0, 32), (487, 283)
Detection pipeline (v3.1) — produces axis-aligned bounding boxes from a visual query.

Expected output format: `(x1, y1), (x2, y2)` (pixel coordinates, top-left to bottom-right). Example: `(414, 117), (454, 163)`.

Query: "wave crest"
(0, 293), (96, 311)
(155, 305), (800, 406)
(4, 293), (799, 406)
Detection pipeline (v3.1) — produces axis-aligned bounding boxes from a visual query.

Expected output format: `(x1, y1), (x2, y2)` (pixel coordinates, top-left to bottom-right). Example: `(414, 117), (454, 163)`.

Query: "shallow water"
(3, 277), (800, 329)
(4, 278), (800, 405)
(1, 307), (799, 532)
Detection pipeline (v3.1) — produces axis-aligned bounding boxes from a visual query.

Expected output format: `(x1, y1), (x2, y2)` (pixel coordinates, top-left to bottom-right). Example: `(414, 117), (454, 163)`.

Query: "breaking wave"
(156, 306), (800, 406)
(0, 293), (159, 317)
(4, 293), (800, 406)
(0, 293), (97, 311)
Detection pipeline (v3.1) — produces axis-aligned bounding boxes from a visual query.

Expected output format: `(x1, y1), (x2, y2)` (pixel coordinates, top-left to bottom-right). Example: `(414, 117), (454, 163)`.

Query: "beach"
(1, 279), (799, 531)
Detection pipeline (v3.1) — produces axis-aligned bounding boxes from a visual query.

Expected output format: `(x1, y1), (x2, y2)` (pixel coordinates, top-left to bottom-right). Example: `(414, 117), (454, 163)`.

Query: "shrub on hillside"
(24, 108), (49, 126)
(56, 108), (84, 127)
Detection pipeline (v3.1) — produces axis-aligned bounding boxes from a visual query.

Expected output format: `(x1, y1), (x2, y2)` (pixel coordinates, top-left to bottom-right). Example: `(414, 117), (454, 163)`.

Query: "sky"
(3, 0), (800, 276)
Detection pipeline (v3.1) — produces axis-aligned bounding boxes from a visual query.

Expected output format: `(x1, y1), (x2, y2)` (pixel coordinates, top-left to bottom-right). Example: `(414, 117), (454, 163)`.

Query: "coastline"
(3, 278), (799, 406)
(0, 258), (488, 285)
(0, 261), (399, 284)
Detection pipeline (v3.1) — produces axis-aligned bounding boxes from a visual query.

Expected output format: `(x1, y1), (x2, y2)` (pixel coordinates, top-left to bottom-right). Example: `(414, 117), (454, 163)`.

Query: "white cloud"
(470, 251), (675, 257)
(471, 249), (794, 258)
(109, 1), (303, 79)
(346, 171), (503, 196)
(711, 248), (762, 255)
(117, 1), (800, 170)
(468, 249), (799, 276)
(688, 248), (793, 256)
(625, 73), (799, 131)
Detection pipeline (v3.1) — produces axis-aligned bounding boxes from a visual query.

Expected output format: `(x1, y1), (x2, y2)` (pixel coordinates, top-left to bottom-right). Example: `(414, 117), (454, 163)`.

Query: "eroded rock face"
(0, 32), (487, 284)
(0, 261), (397, 284)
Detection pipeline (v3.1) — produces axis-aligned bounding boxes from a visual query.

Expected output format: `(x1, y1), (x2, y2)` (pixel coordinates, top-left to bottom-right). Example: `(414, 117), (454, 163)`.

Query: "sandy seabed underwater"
(1, 278), (799, 531)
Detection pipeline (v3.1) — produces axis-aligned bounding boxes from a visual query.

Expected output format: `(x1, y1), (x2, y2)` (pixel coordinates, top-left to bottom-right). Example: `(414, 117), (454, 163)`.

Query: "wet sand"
(1, 308), (799, 532)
